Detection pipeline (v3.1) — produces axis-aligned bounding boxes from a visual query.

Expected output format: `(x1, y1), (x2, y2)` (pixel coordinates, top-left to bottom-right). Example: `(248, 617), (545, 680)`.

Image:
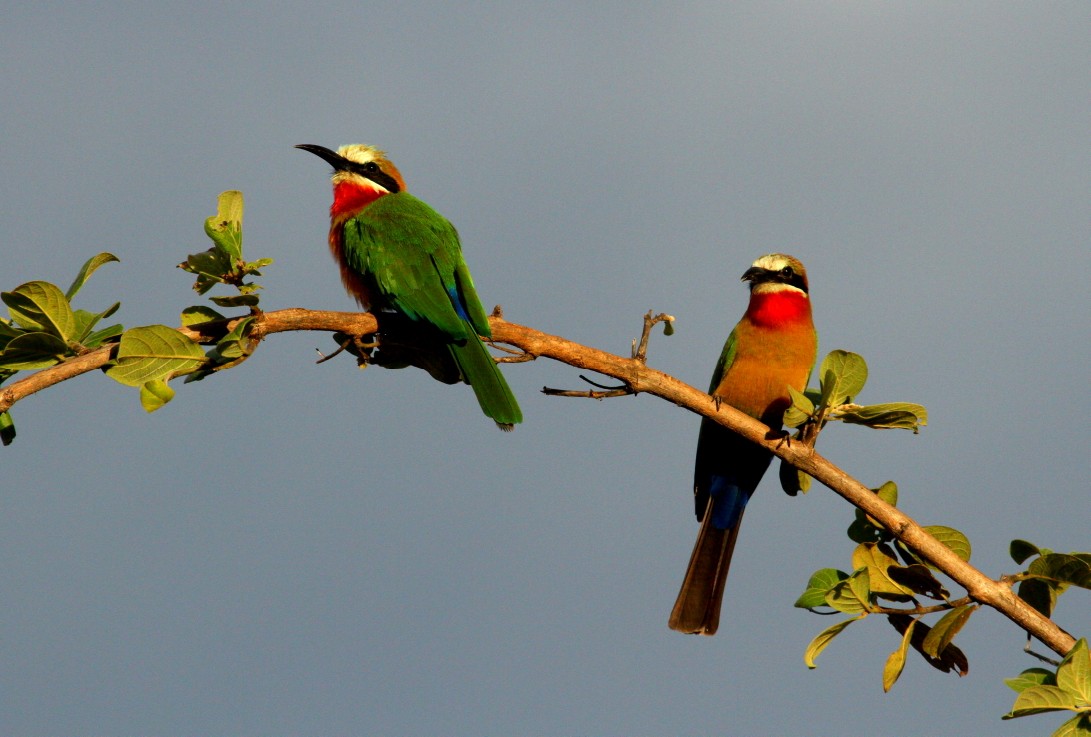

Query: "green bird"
(297, 143), (522, 430)
(669, 254), (817, 635)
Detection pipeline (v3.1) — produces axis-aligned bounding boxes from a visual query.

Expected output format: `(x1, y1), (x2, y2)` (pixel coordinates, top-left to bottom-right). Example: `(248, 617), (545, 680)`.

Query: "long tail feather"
(668, 507), (745, 635)
(448, 335), (522, 430)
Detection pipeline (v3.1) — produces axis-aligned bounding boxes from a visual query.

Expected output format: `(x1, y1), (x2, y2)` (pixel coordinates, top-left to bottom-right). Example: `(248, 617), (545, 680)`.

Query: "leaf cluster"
(1011, 539), (1091, 621)
(779, 350), (928, 494)
(1005, 639), (1091, 736)
(178, 190), (272, 307)
(0, 192), (271, 441)
(0, 253), (123, 444)
(796, 481), (974, 691)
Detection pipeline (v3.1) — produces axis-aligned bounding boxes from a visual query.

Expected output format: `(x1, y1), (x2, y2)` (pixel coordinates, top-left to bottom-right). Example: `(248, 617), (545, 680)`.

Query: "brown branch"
(0, 308), (1077, 658)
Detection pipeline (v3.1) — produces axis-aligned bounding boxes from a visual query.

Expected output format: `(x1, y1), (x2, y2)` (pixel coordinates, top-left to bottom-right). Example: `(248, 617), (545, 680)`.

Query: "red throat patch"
(746, 291), (812, 328)
(331, 181), (387, 219)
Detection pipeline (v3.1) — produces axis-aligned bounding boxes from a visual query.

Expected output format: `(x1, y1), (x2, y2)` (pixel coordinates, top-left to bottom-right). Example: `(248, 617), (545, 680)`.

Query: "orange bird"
(669, 254), (817, 635)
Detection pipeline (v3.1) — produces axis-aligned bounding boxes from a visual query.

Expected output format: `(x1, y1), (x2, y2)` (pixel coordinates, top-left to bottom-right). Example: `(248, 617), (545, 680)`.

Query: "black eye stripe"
(348, 160), (401, 193)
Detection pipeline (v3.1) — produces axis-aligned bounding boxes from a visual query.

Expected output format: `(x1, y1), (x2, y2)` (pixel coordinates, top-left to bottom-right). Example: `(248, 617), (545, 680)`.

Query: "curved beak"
(741, 266), (766, 283)
(295, 144), (349, 171)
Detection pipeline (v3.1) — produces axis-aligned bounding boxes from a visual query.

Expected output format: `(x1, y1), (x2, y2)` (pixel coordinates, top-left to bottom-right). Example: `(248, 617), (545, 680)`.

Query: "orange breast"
(713, 321), (816, 426)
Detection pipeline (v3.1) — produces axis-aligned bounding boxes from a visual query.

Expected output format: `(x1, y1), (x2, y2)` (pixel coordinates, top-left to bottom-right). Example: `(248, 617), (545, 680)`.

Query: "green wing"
(341, 192), (492, 339)
(706, 326), (739, 393)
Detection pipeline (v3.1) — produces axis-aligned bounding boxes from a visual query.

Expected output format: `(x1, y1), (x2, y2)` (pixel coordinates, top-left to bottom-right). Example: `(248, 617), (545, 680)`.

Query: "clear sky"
(2, 2), (1088, 735)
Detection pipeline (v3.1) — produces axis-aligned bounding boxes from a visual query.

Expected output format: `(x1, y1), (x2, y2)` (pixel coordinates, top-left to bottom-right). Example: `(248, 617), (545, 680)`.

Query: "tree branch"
(0, 308), (1076, 658)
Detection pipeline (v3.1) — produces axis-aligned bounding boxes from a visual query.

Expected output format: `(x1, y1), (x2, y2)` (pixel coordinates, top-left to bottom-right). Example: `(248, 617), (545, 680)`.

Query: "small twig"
(631, 311), (675, 363)
(543, 374), (634, 399)
(542, 386), (631, 399)
(315, 336), (354, 364)
(1023, 641), (1062, 667)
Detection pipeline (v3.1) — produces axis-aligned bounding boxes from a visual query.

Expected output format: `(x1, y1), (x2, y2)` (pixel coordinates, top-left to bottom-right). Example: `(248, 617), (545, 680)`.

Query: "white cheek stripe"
(752, 281), (807, 296)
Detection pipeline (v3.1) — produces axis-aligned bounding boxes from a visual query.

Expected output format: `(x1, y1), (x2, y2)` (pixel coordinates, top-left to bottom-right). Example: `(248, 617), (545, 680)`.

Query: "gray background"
(2, 2), (1088, 734)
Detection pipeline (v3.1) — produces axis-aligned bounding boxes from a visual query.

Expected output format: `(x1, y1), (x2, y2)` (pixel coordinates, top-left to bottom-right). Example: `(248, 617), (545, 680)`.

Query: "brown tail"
(668, 508), (745, 635)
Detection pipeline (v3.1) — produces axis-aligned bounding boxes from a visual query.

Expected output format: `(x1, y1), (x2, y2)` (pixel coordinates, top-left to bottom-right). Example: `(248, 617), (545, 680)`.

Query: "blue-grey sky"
(2, 3), (1088, 735)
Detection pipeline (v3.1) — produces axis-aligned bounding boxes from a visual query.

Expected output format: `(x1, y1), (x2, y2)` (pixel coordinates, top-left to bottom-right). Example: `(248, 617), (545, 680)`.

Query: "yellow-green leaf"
(0, 411), (14, 446)
(204, 190), (244, 259)
(852, 543), (914, 598)
(1005, 667), (1056, 693)
(836, 402), (928, 433)
(105, 325), (206, 386)
(804, 615), (864, 668)
(783, 385), (814, 427)
(924, 525), (972, 562)
(1052, 713), (1091, 737)
(65, 252), (119, 300)
(794, 568), (848, 609)
(139, 379), (175, 413)
(922, 604), (976, 658)
(180, 305), (226, 326)
(818, 350), (868, 407)
(1004, 685), (1084, 718)
(883, 617), (916, 692)
(2, 281), (76, 340)
(0, 332), (69, 369)
(1056, 639), (1091, 705)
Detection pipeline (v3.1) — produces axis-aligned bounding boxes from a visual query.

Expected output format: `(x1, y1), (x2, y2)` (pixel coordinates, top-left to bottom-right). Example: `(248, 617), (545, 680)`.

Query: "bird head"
(741, 254), (809, 296)
(295, 143), (407, 195)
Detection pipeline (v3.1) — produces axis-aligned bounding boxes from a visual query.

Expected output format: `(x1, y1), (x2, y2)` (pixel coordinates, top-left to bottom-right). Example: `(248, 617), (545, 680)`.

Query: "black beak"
(741, 266), (766, 283)
(295, 144), (349, 171)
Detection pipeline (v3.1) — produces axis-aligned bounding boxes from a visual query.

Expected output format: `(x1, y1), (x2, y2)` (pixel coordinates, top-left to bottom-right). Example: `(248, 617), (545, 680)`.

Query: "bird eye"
(780, 266), (794, 278)
(363, 162), (379, 172)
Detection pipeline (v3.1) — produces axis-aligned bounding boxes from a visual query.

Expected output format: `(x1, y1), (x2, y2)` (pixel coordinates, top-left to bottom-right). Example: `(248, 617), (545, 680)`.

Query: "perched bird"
(669, 254), (817, 635)
(296, 143), (522, 430)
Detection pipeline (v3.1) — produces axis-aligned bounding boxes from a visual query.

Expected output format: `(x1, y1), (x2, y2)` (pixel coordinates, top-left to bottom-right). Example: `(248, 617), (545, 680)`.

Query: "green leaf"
(1053, 714), (1091, 737)
(887, 563), (949, 600)
(1018, 578), (1059, 618)
(825, 569), (870, 613)
(783, 385), (814, 428)
(1004, 685), (1085, 718)
(922, 604), (976, 658)
(65, 252), (120, 300)
(875, 480), (898, 508)
(180, 305), (227, 326)
(778, 456), (811, 496)
(180, 248), (233, 294)
(795, 568), (849, 609)
(1031, 554), (1091, 589)
(82, 323), (125, 348)
(213, 316), (254, 359)
(204, 190), (244, 260)
(1056, 639), (1091, 705)
(209, 294), (260, 308)
(1011, 539), (1041, 565)
(661, 320), (674, 337)
(847, 514), (882, 543)
(2, 281), (77, 340)
(923, 525), (972, 562)
(836, 402), (928, 433)
(852, 543), (914, 599)
(1006, 668), (1057, 693)
(71, 302), (121, 343)
(0, 332), (69, 369)
(0, 411), (14, 446)
(803, 616), (864, 668)
(104, 325), (206, 386)
(139, 379), (175, 412)
(818, 350), (868, 407)
(883, 617), (916, 692)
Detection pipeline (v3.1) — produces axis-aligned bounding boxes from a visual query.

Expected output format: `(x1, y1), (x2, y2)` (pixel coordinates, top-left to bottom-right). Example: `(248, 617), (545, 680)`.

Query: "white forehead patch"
(752, 253), (792, 271)
(337, 143), (385, 165)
